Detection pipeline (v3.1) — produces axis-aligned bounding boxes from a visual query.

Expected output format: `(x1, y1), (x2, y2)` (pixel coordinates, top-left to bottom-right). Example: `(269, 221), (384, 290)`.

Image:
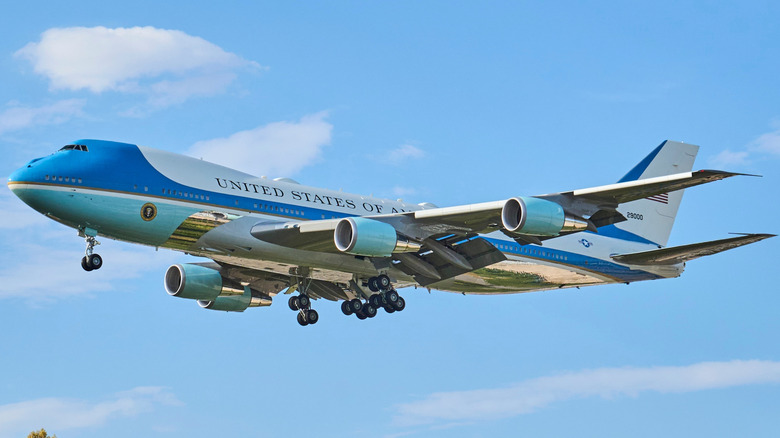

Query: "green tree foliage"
(27, 429), (56, 438)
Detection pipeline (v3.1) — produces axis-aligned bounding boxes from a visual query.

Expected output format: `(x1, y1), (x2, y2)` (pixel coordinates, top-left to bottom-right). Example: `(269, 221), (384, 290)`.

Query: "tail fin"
(614, 140), (699, 247)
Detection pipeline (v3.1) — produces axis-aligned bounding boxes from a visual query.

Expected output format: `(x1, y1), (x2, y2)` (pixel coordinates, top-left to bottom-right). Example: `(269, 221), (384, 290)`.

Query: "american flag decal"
(646, 193), (669, 204)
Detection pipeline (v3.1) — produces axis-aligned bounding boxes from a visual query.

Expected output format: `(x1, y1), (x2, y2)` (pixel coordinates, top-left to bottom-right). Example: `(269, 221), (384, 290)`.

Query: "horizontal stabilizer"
(611, 233), (775, 265)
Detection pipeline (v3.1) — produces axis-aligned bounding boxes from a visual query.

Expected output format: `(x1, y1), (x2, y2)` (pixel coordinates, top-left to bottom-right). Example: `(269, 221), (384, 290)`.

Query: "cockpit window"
(59, 144), (89, 152)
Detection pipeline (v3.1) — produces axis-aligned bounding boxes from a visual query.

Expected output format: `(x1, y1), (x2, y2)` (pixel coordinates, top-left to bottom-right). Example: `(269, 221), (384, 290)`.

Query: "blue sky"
(1, 1), (779, 437)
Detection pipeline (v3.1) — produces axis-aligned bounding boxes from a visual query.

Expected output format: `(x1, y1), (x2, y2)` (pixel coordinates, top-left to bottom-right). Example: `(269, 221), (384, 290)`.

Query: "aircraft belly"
(190, 216), (419, 284)
(430, 258), (609, 295)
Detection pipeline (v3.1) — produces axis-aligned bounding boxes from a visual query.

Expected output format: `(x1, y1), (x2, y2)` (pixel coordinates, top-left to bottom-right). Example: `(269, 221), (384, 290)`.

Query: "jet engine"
(164, 264), (269, 312)
(501, 197), (589, 236)
(334, 217), (420, 257)
(197, 294), (269, 312)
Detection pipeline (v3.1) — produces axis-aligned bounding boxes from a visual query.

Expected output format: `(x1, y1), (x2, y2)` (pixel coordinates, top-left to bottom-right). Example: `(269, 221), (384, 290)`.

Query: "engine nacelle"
(165, 264), (271, 312)
(334, 217), (420, 257)
(502, 197), (588, 236)
(164, 264), (244, 301)
(198, 294), (270, 312)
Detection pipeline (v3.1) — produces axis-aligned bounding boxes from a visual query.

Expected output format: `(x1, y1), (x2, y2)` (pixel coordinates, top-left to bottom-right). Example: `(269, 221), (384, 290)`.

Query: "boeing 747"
(8, 139), (773, 325)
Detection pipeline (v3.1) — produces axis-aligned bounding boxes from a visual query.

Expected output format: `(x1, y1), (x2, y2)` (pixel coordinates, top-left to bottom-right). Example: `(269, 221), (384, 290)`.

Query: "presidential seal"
(141, 203), (157, 221)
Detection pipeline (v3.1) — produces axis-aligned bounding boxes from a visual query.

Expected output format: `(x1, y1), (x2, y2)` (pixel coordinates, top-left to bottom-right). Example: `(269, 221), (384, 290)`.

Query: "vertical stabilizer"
(614, 140), (699, 247)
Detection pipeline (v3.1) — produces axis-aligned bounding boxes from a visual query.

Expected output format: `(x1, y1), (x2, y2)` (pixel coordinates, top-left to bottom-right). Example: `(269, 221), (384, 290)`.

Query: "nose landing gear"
(81, 235), (103, 272)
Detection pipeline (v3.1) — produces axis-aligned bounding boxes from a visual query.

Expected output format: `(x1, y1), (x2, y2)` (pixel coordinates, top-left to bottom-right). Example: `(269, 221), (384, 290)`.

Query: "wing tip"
(727, 232), (777, 239)
(697, 169), (763, 178)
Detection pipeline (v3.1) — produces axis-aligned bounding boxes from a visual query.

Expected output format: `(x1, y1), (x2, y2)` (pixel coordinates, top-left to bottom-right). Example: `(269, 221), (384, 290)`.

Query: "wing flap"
(399, 237), (506, 286)
(610, 233), (775, 265)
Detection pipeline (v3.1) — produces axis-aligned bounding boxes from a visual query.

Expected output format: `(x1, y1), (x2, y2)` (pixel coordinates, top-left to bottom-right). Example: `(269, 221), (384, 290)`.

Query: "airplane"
(7, 139), (774, 326)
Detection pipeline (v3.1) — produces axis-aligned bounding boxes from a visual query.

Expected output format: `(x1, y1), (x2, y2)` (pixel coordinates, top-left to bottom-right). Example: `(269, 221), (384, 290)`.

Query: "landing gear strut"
(81, 235), (103, 272)
(342, 274), (406, 320)
(288, 270), (319, 326)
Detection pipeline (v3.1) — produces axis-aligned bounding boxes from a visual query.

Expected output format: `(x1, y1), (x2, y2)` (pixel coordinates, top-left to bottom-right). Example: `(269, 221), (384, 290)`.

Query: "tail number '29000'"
(627, 212), (644, 220)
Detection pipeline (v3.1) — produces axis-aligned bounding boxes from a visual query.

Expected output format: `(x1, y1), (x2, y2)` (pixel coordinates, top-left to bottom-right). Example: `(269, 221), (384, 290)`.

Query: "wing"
(246, 169), (750, 284)
(610, 233), (775, 265)
(251, 169), (749, 248)
(538, 170), (753, 220)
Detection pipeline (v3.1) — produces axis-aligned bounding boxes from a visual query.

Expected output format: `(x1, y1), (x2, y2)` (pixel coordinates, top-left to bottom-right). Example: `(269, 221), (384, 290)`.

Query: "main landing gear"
(287, 273), (319, 326)
(340, 274), (406, 320)
(81, 235), (103, 272)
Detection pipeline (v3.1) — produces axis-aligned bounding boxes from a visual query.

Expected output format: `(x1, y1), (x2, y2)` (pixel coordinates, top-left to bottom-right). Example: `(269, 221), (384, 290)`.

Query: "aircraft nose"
(8, 166), (27, 191)
(7, 158), (44, 202)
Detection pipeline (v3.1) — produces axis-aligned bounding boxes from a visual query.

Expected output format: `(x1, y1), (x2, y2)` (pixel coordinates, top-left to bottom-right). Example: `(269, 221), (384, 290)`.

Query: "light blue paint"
(344, 217), (398, 256)
(11, 186), (201, 245)
(519, 196), (565, 236)
(168, 264), (223, 301)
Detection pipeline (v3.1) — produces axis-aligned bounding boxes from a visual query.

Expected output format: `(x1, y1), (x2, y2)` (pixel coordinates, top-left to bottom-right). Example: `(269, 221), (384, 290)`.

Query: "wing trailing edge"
(610, 233), (775, 265)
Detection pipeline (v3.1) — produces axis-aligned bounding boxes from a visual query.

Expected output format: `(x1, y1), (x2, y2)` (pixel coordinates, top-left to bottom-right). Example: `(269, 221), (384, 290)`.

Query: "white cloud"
(0, 189), (185, 303)
(0, 386), (181, 437)
(392, 186), (417, 197)
(15, 26), (260, 109)
(708, 125), (780, 167)
(387, 144), (425, 164)
(751, 129), (780, 155)
(393, 360), (780, 427)
(0, 236), (184, 303)
(188, 112), (333, 177)
(708, 149), (750, 168)
(0, 99), (85, 135)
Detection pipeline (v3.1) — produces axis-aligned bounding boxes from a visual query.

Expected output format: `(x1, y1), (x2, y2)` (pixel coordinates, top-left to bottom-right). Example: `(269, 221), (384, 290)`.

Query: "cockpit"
(59, 144), (89, 152)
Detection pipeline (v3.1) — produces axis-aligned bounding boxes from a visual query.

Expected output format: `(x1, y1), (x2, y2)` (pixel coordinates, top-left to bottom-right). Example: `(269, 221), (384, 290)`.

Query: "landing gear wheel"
(377, 274), (391, 290)
(392, 296), (406, 311)
(341, 300), (353, 315)
(297, 312), (308, 326)
(81, 256), (93, 272)
(288, 295), (300, 311)
(349, 298), (363, 313)
(384, 305), (396, 313)
(356, 311), (367, 320)
(369, 294), (382, 308)
(368, 277), (379, 292)
(363, 304), (378, 318)
(385, 290), (399, 304)
(306, 309), (319, 325)
(87, 254), (103, 270)
(297, 294), (310, 309)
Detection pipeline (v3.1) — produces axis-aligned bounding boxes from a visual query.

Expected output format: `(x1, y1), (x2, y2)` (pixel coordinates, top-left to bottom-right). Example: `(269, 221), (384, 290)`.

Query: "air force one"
(7, 139), (773, 325)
